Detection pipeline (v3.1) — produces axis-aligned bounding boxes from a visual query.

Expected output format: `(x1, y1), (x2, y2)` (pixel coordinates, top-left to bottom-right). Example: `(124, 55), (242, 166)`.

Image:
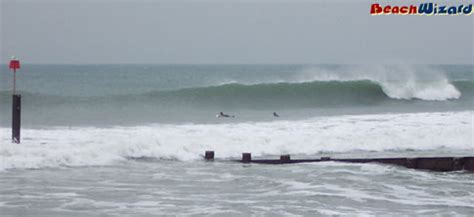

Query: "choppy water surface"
(1, 159), (474, 216)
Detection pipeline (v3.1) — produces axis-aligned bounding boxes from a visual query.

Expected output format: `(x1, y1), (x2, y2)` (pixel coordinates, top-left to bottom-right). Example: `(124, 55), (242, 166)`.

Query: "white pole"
(13, 70), (16, 95)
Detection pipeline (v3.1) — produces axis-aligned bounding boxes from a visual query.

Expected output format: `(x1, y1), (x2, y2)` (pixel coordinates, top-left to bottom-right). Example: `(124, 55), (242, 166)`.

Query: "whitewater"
(0, 111), (472, 171)
(1, 64), (473, 216)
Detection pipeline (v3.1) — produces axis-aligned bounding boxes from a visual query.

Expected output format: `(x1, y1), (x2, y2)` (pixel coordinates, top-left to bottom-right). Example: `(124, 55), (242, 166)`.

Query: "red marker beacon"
(9, 57), (20, 72)
(9, 56), (20, 95)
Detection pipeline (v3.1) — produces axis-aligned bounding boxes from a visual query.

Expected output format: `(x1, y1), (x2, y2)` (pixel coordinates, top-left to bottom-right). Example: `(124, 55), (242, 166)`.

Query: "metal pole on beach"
(9, 56), (21, 143)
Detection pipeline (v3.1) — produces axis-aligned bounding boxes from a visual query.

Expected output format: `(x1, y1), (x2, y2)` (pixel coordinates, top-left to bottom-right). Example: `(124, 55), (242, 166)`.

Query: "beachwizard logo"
(370, 3), (472, 15)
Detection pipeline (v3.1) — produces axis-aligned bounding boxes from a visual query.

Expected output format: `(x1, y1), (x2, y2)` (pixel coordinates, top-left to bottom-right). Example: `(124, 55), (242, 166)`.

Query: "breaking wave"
(0, 111), (471, 171)
(0, 80), (469, 109)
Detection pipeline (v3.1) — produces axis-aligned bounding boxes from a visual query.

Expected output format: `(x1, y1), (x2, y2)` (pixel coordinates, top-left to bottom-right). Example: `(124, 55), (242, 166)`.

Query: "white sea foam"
(0, 111), (472, 171)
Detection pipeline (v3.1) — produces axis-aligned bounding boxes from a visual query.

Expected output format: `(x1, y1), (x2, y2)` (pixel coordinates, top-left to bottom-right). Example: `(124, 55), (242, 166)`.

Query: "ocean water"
(0, 64), (473, 216)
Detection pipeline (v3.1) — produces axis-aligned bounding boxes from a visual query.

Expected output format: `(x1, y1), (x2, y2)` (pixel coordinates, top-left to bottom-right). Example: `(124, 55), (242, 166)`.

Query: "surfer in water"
(217, 112), (235, 118)
(273, 112), (280, 117)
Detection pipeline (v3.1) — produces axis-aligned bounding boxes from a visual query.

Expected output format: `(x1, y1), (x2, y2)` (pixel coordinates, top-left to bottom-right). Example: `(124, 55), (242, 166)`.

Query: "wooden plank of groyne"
(464, 157), (474, 171)
(338, 157), (463, 171)
(204, 151), (474, 172)
(247, 157), (474, 172)
(372, 158), (410, 167)
(250, 159), (283, 164)
(415, 157), (455, 172)
(333, 158), (374, 163)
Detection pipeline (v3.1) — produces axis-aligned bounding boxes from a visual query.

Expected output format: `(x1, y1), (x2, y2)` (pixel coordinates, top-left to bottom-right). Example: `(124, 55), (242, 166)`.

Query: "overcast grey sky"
(1, 0), (473, 64)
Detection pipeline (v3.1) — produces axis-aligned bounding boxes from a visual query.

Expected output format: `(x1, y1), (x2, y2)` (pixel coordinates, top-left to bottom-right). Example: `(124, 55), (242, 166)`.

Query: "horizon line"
(1, 63), (473, 66)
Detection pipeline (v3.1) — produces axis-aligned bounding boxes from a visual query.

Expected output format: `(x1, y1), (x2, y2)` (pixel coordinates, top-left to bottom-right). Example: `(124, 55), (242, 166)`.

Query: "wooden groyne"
(203, 151), (474, 172)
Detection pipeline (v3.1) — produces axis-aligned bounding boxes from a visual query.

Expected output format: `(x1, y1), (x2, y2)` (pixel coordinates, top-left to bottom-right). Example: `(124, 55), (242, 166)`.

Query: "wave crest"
(381, 79), (460, 100)
(297, 65), (462, 101)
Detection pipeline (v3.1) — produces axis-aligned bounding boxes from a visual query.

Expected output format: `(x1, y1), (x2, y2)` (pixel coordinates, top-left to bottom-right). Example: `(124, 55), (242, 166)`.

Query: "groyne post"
(280, 155), (291, 163)
(242, 153), (251, 163)
(204, 151), (214, 161)
(9, 57), (21, 144)
(321, 157), (331, 161)
(12, 95), (21, 143)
